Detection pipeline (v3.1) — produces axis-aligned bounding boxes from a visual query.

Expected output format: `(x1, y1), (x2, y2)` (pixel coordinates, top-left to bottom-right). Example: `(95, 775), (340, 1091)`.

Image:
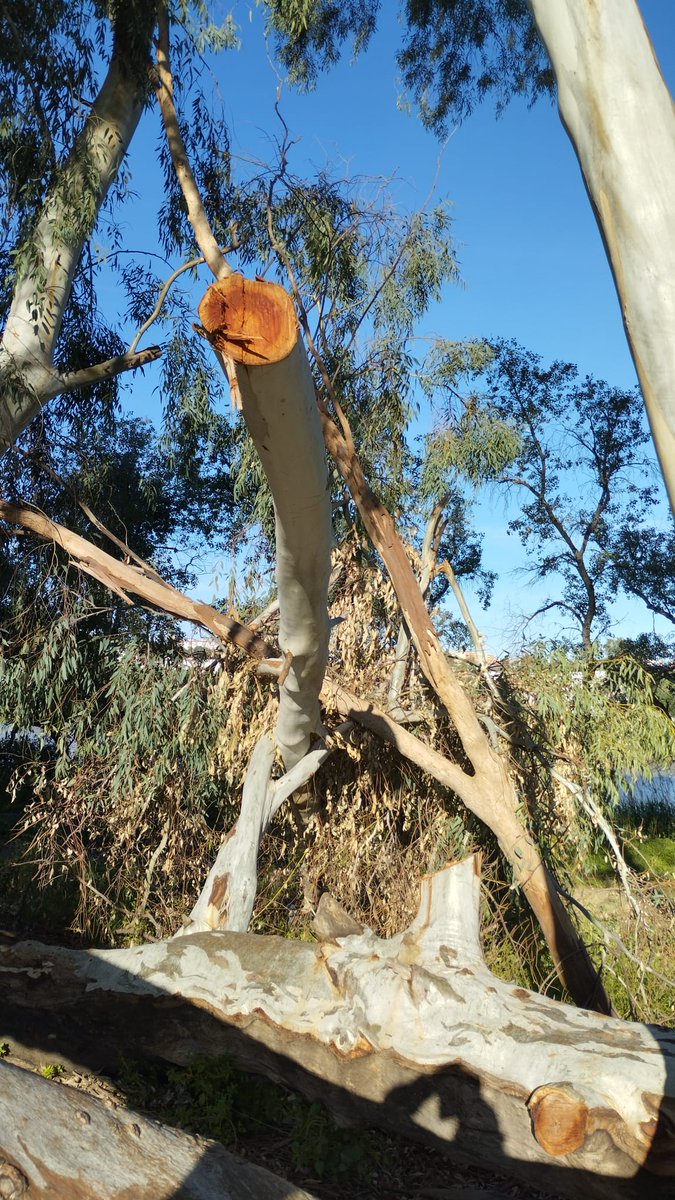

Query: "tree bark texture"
(528, 0), (675, 512)
(199, 274), (332, 771)
(1, 859), (672, 1200)
(0, 1060), (318, 1200)
(0, 48), (153, 452)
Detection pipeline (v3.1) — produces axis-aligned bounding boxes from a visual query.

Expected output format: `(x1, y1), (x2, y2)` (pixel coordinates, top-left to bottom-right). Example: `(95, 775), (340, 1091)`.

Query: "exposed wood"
(199, 274), (298, 365)
(0, 1060), (318, 1200)
(1, 858), (672, 1200)
(528, 0), (675, 512)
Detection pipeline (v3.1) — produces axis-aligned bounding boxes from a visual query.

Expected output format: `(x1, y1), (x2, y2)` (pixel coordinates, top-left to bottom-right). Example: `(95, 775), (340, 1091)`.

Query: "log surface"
(0, 1060), (317, 1200)
(1, 859), (673, 1199)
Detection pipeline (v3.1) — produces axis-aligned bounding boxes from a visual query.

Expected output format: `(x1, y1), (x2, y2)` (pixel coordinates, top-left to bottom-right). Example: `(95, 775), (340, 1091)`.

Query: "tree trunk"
(0, 1060), (318, 1200)
(198, 273), (332, 772)
(0, 42), (156, 451)
(528, 0), (675, 512)
(1, 859), (672, 1200)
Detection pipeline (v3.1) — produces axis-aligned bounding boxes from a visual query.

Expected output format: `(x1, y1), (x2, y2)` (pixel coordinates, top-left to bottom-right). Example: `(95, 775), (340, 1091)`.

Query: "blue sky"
(116, 2), (674, 654)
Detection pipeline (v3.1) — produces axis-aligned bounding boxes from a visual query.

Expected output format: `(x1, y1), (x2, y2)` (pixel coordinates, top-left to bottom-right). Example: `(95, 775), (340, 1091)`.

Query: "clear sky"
(116, 2), (675, 654)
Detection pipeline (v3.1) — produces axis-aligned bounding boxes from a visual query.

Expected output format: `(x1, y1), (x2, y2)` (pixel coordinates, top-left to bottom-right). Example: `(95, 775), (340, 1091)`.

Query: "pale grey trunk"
(528, 0), (675, 510)
(236, 341), (332, 769)
(1, 858), (672, 1198)
(0, 56), (147, 452)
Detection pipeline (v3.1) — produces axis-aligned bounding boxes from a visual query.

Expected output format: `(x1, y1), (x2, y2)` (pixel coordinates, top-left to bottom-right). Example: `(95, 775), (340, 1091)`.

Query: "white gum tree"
(1, 2), (675, 1197)
(527, 0), (675, 511)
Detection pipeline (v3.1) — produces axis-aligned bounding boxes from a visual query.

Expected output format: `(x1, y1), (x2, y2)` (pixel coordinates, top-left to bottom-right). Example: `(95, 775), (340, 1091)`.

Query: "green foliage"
(263, 0), (379, 87)
(265, 0), (553, 128)
(509, 648), (675, 809)
(425, 339), (660, 646)
(606, 521), (675, 627)
(40, 1062), (65, 1079)
(119, 1054), (379, 1182)
(622, 837), (675, 879)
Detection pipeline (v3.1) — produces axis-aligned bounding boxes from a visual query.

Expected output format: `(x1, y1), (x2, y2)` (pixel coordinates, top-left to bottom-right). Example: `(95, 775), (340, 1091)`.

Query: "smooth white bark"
(186, 729), (349, 933)
(0, 57), (148, 452)
(2, 858), (672, 1196)
(528, 0), (675, 509)
(235, 342), (332, 769)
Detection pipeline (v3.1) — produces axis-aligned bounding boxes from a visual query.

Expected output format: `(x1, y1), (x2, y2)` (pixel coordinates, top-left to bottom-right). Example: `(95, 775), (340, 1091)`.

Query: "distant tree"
(606, 521), (675, 629)
(425, 340), (658, 649)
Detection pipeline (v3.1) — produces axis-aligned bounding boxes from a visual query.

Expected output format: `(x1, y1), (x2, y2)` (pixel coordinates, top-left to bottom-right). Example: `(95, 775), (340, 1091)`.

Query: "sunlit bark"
(528, 0), (675, 511)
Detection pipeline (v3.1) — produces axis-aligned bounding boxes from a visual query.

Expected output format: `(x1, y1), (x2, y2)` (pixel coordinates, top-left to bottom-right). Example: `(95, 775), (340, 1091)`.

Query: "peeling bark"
(1, 859), (672, 1199)
(319, 405), (612, 1014)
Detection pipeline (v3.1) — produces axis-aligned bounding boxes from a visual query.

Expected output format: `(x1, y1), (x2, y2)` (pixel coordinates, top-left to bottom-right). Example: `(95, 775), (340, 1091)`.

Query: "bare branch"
(46, 345), (163, 401)
(154, 4), (230, 282)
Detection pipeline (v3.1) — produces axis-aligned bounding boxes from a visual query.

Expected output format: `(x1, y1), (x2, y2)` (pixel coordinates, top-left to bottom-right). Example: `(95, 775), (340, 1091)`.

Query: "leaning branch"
(0, 500), (273, 661)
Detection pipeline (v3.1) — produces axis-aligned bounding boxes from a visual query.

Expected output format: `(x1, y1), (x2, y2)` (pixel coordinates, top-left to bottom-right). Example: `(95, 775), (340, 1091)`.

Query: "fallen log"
(0, 1060), (318, 1199)
(1, 858), (673, 1199)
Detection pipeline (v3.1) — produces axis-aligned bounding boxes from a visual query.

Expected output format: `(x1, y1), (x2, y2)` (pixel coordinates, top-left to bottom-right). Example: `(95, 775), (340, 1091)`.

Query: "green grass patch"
(118, 1055), (380, 1184)
(622, 837), (675, 878)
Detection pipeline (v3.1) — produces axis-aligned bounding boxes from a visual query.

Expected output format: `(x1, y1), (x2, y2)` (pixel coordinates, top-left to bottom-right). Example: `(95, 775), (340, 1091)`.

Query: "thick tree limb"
(1, 858), (672, 1199)
(528, 0), (675, 512)
(0, 39), (154, 451)
(0, 500), (273, 661)
(317, 404), (612, 1013)
(186, 726), (352, 934)
(198, 274), (333, 771)
(0, 1060), (318, 1200)
(45, 346), (163, 400)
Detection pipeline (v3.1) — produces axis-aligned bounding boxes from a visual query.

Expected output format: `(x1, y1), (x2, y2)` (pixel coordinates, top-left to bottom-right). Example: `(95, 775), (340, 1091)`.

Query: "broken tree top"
(198, 273), (299, 366)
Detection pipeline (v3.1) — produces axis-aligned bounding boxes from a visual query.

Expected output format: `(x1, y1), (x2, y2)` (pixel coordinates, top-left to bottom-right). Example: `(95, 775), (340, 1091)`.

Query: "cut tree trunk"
(199, 273), (332, 772)
(528, 0), (675, 512)
(0, 1060), (318, 1200)
(2, 858), (672, 1200)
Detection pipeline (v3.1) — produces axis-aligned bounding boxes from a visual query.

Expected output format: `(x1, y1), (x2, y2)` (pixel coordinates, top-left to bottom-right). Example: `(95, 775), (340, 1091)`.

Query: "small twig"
(128, 249), (239, 354)
(550, 767), (641, 920)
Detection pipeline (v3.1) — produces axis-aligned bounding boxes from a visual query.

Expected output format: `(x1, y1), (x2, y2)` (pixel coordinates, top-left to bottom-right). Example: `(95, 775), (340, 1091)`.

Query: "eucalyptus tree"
(267, 0), (675, 510)
(424, 339), (658, 648)
(0, 0), (617, 1012)
(2, 4), (675, 1195)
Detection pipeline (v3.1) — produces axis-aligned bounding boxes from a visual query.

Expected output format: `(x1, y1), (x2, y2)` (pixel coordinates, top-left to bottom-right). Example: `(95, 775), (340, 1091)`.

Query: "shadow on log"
(1, 858), (673, 1199)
